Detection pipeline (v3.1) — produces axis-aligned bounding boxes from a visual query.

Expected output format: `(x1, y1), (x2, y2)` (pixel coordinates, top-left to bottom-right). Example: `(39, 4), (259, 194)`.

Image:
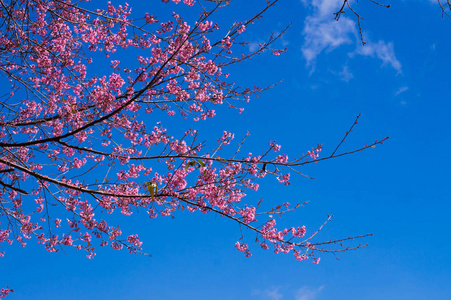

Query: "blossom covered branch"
(0, 2), (387, 291)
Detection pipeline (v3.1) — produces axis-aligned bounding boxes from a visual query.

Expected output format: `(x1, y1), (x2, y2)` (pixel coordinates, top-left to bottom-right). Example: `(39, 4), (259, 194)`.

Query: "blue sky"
(1, 0), (451, 299)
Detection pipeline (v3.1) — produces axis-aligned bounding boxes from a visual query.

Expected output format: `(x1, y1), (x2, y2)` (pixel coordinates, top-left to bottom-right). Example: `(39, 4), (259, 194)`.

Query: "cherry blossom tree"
(0, 0), (388, 297)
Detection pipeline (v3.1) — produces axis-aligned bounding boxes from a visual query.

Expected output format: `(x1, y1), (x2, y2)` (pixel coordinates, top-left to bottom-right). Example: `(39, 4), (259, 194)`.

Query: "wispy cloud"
(252, 286), (283, 300)
(337, 65), (353, 82)
(301, 0), (401, 73)
(301, 0), (356, 68)
(355, 41), (402, 73)
(395, 86), (408, 96)
(295, 285), (325, 300)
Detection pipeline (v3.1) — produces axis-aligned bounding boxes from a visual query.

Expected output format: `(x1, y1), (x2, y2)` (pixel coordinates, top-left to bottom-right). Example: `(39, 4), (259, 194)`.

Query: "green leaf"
(184, 161), (196, 171)
(196, 160), (206, 168)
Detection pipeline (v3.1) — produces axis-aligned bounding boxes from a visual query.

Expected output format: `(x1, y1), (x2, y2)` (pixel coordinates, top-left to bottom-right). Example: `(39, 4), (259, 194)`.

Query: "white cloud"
(252, 286), (283, 300)
(302, 17), (356, 66)
(355, 41), (402, 73)
(338, 65), (353, 82)
(295, 285), (325, 300)
(395, 86), (408, 96)
(301, 0), (342, 18)
(301, 0), (357, 68)
(301, 0), (401, 73)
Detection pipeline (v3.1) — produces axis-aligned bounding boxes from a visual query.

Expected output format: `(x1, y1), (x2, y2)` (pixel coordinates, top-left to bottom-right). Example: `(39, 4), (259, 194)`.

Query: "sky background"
(1, 0), (451, 299)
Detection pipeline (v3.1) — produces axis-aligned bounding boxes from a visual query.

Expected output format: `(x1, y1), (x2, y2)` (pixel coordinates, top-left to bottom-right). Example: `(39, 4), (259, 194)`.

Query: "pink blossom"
(276, 154), (288, 163)
(184, 0), (195, 6)
(235, 242), (251, 257)
(307, 145), (322, 159)
(221, 36), (232, 49)
(0, 287), (14, 298)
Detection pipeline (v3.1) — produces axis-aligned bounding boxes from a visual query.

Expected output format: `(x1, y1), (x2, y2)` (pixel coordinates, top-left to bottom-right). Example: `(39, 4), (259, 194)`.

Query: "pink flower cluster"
(307, 144), (323, 159)
(235, 242), (251, 257)
(0, 287), (13, 299)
